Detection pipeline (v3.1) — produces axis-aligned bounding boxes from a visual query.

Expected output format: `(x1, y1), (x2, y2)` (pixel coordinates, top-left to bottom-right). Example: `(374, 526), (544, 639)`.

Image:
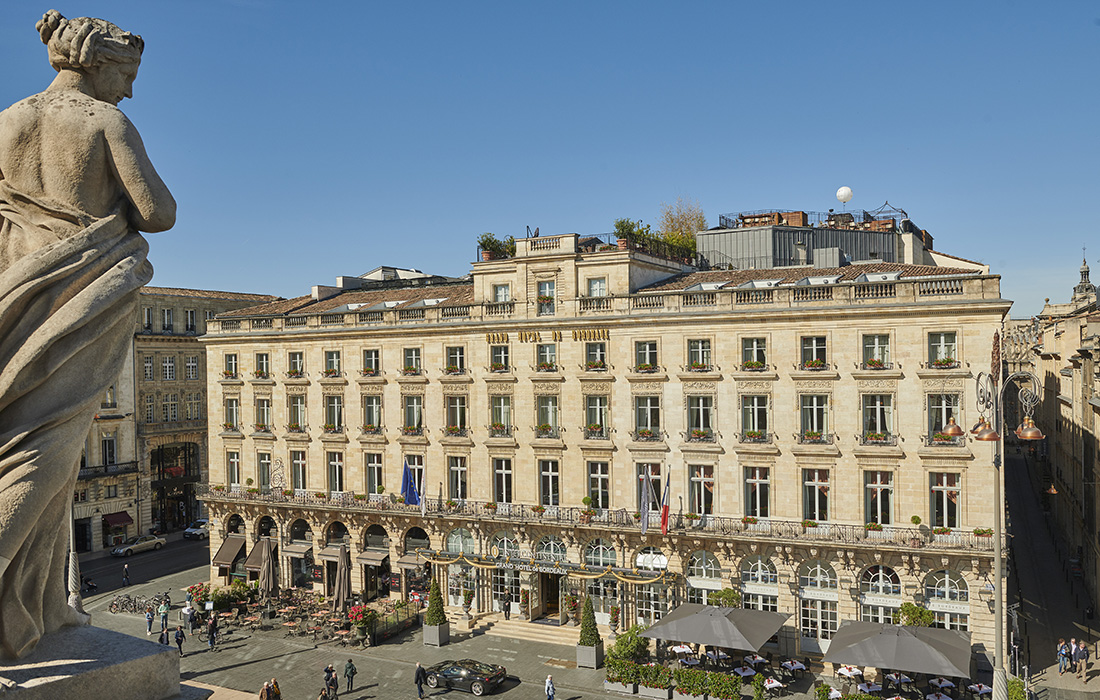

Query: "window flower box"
(536, 295), (555, 304)
(314, 491), (327, 500)
(634, 363), (657, 373)
(932, 527), (952, 535)
(361, 424), (380, 434)
(222, 422), (238, 431)
(286, 369), (305, 379)
(445, 425), (465, 436)
(211, 485), (226, 493)
(322, 423), (340, 433)
(444, 365), (463, 375)
(586, 360), (607, 370)
(484, 502), (498, 512)
(252, 370), (270, 379)
(742, 430), (765, 442)
(931, 358), (958, 369)
(864, 522), (884, 531)
(741, 360), (766, 371)
(402, 426), (422, 435)
(802, 519), (818, 528)
(634, 429), (658, 441)
(221, 371), (238, 379)
(282, 489), (294, 497)
(931, 432), (960, 445)
(254, 424), (271, 433)
(445, 499), (458, 510)
(320, 368), (341, 378)
(287, 423), (304, 433)
(974, 528), (994, 537)
(531, 505), (546, 515)
(490, 362), (508, 372)
(402, 366), (420, 376)
(360, 368), (379, 377)
(689, 429), (712, 441)
(802, 431), (824, 442)
(741, 516), (758, 525)
(536, 424), (557, 438)
(353, 493), (368, 502)
(689, 361), (712, 372)
(537, 362), (556, 372)
(801, 359), (827, 370)
(865, 432), (888, 442)
(863, 358), (885, 370)
(489, 422), (509, 437)
(683, 513), (701, 524)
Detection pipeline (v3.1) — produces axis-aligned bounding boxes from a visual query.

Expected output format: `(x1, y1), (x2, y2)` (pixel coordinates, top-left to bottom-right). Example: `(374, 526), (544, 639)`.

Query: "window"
(865, 471), (893, 525)
(161, 308), (173, 332)
(863, 334), (891, 367)
(585, 540), (618, 612)
(101, 430), (117, 465)
(362, 395), (381, 429)
(636, 463), (662, 512)
(144, 394), (155, 422)
(932, 611), (969, 631)
(403, 347), (421, 372)
(290, 450), (306, 490)
(539, 459), (560, 507)
(162, 356), (175, 381)
(445, 346), (465, 372)
(289, 395), (306, 428)
(588, 461), (609, 509)
(185, 392), (201, 420)
(536, 536), (567, 562)
(490, 345), (509, 371)
(585, 342), (607, 369)
(803, 469), (829, 522)
(635, 341), (658, 370)
(800, 395), (829, 436)
(801, 336), (827, 367)
(928, 394), (960, 435)
(925, 570), (968, 603)
(742, 395), (768, 436)
(142, 306), (153, 330)
(256, 398), (272, 428)
(536, 343), (556, 370)
(362, 349), (380, 375)
(365, 453), (383, 495)
(928, 332), (957, 365)
(257, 452), (271, 491)
(587, 277), (607, 297)
(288, 351), (304, 374)
(536, 395), (558, 435)
(446, 395), (467, 431)
(635, 396), (660, 434)
(255, 353), (270, 376)
(103, 384), (116, 408)
(687, 553), (720, 604)
(448, 456), (467, 500)
(537, 280), (555, 315)
(185, 355), (199, 380)
(205, 310), (215, 321)
(225, 397), (240, 429)
(931, 473), (960, 528)
(143, 356), (153, 381)
(226, 451), (240, 487)
(687, 396), (713, 435)
(863, 395), (893, 437)
(106, 484), (118, 499)
(688, 340), (711, 369)
(586, 395), (608, 437)
(406, 454), (425, 494)
(799, 561), (838, 589)
(403, 395), (422, 431)
(689, 464), (714, 515)
(161, 393), (178, 422)
(745, 467), (770, 518)
(861, 565), (901, 595)
(327, 452), (344, 493)
(185, 309), (196, 332)
(492, 284), (511, 303)
(324, 395), (343, 428)
(324, 350), (341, 373)
(224, 353), (238, 377)
(493, 458), (512, 503)
(741, 556), (778, 584)
(742, 337), (767, 368)
(490, 396), (511, 430)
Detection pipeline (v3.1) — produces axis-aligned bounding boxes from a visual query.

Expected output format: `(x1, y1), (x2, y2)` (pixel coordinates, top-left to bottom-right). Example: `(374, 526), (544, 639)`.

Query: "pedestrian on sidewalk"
(1077, 641), (1090, 679)
(259, 681), (272, 699)
(545, 674), (555, 700)
(122, 563), (130, 586)
(269, 677), (281, 700)
(1059, 638), (1071, 674)
(158, 626), (170, 646)
(414, 661), (427, 699)
(343, 658), (357, 692)
(158, 599), (170, 631)
(174, 625), (185, 656)
(145, 606), (155, 635)
(207, 614), (218, 650)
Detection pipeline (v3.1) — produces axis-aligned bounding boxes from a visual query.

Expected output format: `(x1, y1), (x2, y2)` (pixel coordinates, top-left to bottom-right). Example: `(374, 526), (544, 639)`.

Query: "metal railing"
(79, 461), (139, 480)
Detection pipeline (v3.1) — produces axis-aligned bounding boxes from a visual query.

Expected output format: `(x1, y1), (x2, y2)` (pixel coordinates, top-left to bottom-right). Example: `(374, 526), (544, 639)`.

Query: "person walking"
(324, 664), (339, 698)
(1076, 641), (1089, 679)
(174, 625), (185, 657)
(145, 606), (155, 635)
(158, 626), (170, 646)
(258, 681), (272, 700)
(269, 678), (282, 700)
(207, 614), (218, 650)
(343, 659), (357, 692)
(414, 661), (428, 699)
(545, 674), (555, 700)
(158, 599), (170, 632)
(122, 563), (130, 586)
(188, 607), (200, 636)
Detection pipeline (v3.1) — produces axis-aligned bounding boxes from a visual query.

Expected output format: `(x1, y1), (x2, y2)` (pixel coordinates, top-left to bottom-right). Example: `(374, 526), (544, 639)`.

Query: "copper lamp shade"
(941, 417), (965, 438)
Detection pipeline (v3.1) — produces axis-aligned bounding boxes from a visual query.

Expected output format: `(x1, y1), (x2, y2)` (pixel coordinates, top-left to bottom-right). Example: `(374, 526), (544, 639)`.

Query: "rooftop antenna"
(526, 226), (539, 238)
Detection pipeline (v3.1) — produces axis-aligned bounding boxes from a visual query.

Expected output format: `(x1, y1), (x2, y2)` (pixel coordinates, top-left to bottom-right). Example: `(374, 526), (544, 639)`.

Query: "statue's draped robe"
(0, 180), (151, 658)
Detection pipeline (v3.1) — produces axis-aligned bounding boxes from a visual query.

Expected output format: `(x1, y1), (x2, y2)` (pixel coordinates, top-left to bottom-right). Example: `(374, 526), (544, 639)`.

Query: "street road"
(81, 536), (209, 596)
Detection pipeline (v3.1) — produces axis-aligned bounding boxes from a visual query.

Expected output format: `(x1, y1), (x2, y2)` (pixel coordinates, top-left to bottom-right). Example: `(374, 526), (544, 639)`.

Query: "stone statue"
(0, 10), (174, 659)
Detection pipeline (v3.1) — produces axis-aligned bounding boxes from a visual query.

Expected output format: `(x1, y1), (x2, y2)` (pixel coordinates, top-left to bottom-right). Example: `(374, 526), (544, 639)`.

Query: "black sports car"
(424, 658), (507, 696)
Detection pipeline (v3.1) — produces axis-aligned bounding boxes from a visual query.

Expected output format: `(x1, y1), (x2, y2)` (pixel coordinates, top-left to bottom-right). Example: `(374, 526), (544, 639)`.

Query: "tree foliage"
(425, 578), (447, 626)
(578, 596), (602, 646)
(607, 623), (650, 661)
(898, 601), (934, 626)
(709, 588), (742, 607)
(656, 196), (707, 254)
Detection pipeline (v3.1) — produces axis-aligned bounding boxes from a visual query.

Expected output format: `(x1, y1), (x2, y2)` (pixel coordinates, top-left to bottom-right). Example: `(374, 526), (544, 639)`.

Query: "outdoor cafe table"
(706, 650), (730, 663)
(828, 689), (842, 700)
(837, 666), (863, 679)
(671, 645), (694, 655)
(930, 678), (956, 690)
(782, 660), (806, 676)
(764, 678), (786, 691)
(745, 653), (767, 666)
(885, 674), (913, 687)
(733, 666), (758, 678)
(927, 693), (952, 700)
(967, 685), (993, 696)
(858, 683), (882, 694)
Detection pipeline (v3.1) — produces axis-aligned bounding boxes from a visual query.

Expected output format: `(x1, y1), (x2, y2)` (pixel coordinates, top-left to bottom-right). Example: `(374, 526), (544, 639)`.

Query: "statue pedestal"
(0, 625), (193, 700)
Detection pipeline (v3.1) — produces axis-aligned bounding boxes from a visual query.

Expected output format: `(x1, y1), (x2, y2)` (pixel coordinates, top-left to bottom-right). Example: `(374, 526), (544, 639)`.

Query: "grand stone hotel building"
(200, 211), (1009, 663)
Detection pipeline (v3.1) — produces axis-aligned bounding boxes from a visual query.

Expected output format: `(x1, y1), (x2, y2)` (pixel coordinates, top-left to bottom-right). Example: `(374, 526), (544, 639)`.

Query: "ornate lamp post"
(972, 370), (1044, 700)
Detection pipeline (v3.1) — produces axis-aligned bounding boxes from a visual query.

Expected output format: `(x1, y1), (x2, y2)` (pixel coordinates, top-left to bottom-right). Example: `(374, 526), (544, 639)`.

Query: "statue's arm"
(104, 112), (176, 233)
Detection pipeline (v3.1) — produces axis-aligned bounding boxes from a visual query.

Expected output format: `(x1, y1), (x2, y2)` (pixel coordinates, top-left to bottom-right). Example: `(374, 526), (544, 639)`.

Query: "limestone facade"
(200, 233), (1010, 663)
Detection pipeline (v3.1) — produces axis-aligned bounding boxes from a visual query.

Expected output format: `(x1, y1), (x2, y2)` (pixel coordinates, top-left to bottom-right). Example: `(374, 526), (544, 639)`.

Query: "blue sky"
(2, 2), (1097, 317)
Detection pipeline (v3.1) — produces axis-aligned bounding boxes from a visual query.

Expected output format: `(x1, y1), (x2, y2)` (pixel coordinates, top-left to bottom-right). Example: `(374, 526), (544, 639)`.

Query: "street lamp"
(973, 370), (1044, 700)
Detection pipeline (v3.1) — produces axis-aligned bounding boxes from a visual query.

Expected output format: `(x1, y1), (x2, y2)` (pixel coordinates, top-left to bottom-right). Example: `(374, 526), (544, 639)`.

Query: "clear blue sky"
(2, 2), (1097, 317)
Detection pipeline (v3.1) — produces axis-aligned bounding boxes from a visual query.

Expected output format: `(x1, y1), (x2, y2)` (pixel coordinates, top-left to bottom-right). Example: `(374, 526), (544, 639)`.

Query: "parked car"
(182, 519), (209, 540)
(424, 659), (507, 696)
(110, 534), (166, 557)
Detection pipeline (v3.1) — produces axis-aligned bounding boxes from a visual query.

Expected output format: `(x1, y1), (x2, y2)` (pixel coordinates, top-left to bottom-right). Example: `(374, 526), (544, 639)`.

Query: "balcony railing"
(487, 425), (513, 438)
(197, 484), (1001, 552)
(859, 433), (898, 446)
(686, 430), (716, 443)
(535, 426), (561, 439)
(630, 429), (663, 442)
(797, 432), (833, 445)
(925, 434), (966, 447)
(584, 426), (609, 440)
(739, 431), (772, 444)
(78, 461), (139, 480)
(443, 427), (468, 438)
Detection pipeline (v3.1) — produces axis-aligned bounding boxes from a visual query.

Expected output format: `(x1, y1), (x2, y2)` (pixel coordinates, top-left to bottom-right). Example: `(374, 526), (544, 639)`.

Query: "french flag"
(659, 479), (671, 534)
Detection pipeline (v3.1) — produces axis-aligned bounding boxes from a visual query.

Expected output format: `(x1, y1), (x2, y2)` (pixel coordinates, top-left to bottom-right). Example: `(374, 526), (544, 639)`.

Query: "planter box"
(605, 681), (638, 695)
(639, 687), (674, 699)
(577, 641), (604, 669)
(423, 621), (449, 647)
(674, 692), (708, 700)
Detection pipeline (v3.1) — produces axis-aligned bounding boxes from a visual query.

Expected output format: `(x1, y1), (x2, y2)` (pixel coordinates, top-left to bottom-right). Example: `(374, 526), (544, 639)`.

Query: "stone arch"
(255, 515), (277, 539)
(225, 513), (245, 535)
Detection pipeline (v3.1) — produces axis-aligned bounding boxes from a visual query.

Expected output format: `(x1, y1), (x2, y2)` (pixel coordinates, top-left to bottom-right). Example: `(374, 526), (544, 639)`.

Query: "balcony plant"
(802, 430), (823, 442)
(635, 428), (656, 440)
(245, 478), (254, 487)
(802, 358), (826, 370)
(484, 501), (498, 511)
(287, 422), (303, 432)
(211, 484), (226, 493)
(741, 360), (765, 371)
(320, 368), (340, 378)
(634, 363), (656, 373)
(252, 370), (270, 379)
(396, 495), (405, 504)
(221, 422), (238, 431)
(536, 423), (555, 436)
(743, 430), (764, 441)
(221, 370), (237, 379)
(444, 365), (462, 375)
(360, 367), (379, 377)
(690, 429), (712, 440)
(490, 422), (507, 436)
(865, 432), (888, 442)
(865, 521), (884, 531)
(537, 362), (556, 371)
(445, 425), (464, 436)
(254, 424), (270, 433)
(353, 493), (368, 502)
(974, 527), (994, 537)
(632, 511), (642, 521)
(402, 365), (420, 376)
(322, 423), (339, 433)
(864, 358), (886, 369)
(586, 359), (607, 370)
(801, 519), (818, 528)
(536, 295), (555, 304)
(361, 424), (379, 434)
(402, 425), (420, 435)
(286, 369), (304, 379)
(932, 526), (953, 535)
(490, 362), (507, 372)
(683, 512), (701, 521)
(741, 516), (757, 525)
(282, 489), (294, 497)
(689, 361), (711, 371)
(911, 515), (922, 526)
(931, 357), (957, 369)
(931, 432), (955, 443)
(314, 491), (327, 499)
(531, 504), (546, 515)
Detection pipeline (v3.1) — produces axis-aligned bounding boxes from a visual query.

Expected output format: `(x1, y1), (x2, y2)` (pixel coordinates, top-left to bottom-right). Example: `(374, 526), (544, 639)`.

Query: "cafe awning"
(212, 535), (246, 567)
(317, 545), (344, 562)
(396, 554), (422, 570)
(102, 511), (133, 527)
(356, 549), (389, 567)
(244, 538), (278, 572)
(282, 542), (313, 557)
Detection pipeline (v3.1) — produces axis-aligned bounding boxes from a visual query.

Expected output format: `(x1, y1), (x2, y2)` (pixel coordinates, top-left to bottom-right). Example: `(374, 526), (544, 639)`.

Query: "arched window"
(636, 546), (667, 571)
(536, 536), (567, 562)
(799, 561), (838, 589)
(226, 514), (244, 534)
(446, 528), (475, 554)
(585, 539), (616, 567)
(741, 556), (777, 584)
(257, 516), (277, 538)
(688, 551), (722, 580)
(326, 521), (348, 545)
(491, 532), (519, 558)
(924, 570), (968, 602)
(289, 518), (310, 542)
(861, 565), (901, 595)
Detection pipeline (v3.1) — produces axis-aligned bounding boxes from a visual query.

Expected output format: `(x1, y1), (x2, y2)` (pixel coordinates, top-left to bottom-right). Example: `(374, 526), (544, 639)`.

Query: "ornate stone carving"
(580, 382), (612, 395)
(737, 381), (773, 392)
(286, 385), (308, 395)
(486, 383), (513, 395)
(795, 381), (834, 390)
(359, 384), (383, 395)
(682, 381), (717, 392)
(441, 384), (467, 395)
(402, 384), (425, 395)
(922, 378), (964, 391)
(856, 379), (897, 391)
(631, 382), (662, 395)
(532, 382), (560, 396)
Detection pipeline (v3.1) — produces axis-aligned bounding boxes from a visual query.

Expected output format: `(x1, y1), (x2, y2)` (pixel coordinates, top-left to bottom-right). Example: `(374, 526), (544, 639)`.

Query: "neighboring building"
(199, 217), (1010, 665)
(74, 286), (279, 554)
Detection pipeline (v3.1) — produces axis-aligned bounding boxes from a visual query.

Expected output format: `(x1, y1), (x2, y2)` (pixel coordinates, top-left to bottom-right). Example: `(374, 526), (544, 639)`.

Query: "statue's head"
(37, 10), (144, 105)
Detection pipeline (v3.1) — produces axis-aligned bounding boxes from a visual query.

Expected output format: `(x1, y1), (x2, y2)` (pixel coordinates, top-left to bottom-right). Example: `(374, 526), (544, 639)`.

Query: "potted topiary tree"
(577, 596), (604, 669)
(423, 578), (449, 646)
